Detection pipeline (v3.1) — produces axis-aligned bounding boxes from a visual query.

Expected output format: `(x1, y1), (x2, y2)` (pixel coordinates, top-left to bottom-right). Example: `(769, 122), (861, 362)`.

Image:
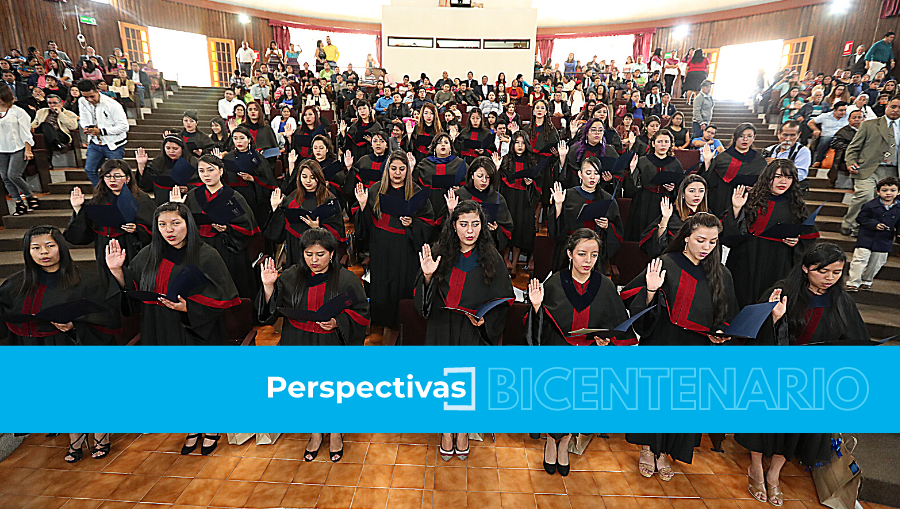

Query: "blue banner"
(1, 346), (893, 432)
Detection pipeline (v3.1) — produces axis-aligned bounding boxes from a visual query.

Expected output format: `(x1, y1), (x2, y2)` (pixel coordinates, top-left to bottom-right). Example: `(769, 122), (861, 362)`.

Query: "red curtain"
(881, 0), (900, 17)
(272, 26), (291, 53)
(375, 35), (382, 67)
(633, 32), (652, 62)
(537, 39), (554, 66)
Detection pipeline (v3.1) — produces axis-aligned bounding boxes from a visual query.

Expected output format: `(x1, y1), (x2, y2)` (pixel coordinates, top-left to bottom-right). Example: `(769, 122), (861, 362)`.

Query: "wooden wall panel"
(652, 0), (898, 79)
(1, 0), (271, 68)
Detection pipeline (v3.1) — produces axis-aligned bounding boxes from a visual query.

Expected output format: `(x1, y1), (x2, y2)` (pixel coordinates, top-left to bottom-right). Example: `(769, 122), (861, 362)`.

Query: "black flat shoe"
(200, 434), (221, 456)
(181, 434), (201, 455)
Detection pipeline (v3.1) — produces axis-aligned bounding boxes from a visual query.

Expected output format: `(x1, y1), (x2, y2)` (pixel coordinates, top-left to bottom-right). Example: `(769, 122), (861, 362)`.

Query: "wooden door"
(703, 48), (720, 86)
(208, 38), (236, 87)
(781, 37), (814, 76)
(119, 22), (151, 65)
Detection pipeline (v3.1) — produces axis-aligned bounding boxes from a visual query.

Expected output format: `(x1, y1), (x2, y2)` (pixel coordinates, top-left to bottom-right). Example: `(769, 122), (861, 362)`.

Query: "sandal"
(12, 201), (27, 216)
(26, 196), (40, 210)
(200, 434), (220, 456)
(92, 433), (111, 459)
(304, 434), (322, 462)
(65, 433), (87, 463)
(748, 468), (767, 503)
(181, 434), (201, 455)
(767, 482), (784, 507)
(439, 434), (455, 462)
(639, 448), (656, 478)
(455, 433), (469, 461)
(656, 455), (675, 482)
(329, 433), (344, 463)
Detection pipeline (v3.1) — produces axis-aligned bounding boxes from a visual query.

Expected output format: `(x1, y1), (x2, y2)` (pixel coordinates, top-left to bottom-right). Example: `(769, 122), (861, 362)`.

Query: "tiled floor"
(0, 433), (893, 509)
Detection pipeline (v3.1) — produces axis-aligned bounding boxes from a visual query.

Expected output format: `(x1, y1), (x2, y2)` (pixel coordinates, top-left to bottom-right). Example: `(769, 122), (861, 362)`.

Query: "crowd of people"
(1, 32), (898, 505)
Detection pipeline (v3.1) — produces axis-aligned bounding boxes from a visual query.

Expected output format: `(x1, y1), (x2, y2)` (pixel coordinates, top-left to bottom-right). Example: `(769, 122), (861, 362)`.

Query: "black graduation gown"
(121, 244), (240, 345)
(442, 187), (514, 252)
(499, 155), (541, 251)
(0, 271), (119, 346)
(180, 129), (214, 155)
(624, 434), (703, 464)
(64, 191), (155, 280)
(222, 149), (278, 233)
(291, 124), (328, 160)
(722, 195), (820, 308)
(631, 135), (653, 159)
(702, 147), (767, 218)
(548, 186), (623, 273)
(264, 193), (346, 269)
(282, 158), (347, 212)
(529, 124), (560, 208)
(561, 141), (608, 190)
(345, 152), (388, 215)
(524, 271), (637, 346)
(210, 133), (233, 153)
(621, 252), (739, 345)
(453, 127), (494, 164)
(353, 183), (434, 328)
(604, 128), (624, 155)
(639, 211), (692, 259)
(256, 267), (369, 345)
(733, 434), (832, 465)
(413, 248), (514, 345)
(343, 120), (382, 161)
(243, 120), (280, 166)
(139, 155), (201, 207)
(411, 127), (436, 163)
(184, 186), (260, 299)
(625, 154), (683, 241)
(414, 155), (466, 230)
(755, 287), (869, 346)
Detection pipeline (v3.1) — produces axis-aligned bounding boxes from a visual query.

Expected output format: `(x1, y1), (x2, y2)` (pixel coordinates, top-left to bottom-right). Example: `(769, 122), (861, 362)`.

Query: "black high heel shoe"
(26, 196), (40, 211)
(65, 434), (87, 463)
(305, 434), (322, 462)
(543, 439), (556, 475)
(330, 433), (344, 463)
(201, 434), (221, 456)
(92, 434), (111, 459)
(181, 434), (201, 455)
(556, 439), (570, 477)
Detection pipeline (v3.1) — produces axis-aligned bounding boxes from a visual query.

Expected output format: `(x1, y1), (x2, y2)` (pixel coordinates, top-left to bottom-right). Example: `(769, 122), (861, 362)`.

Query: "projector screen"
(147, 26), (211, 87)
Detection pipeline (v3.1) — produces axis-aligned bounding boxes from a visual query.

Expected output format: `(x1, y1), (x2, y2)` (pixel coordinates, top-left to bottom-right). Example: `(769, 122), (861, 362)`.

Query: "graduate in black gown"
(135, 136), (200, 207)
(439, 155), (514, 252)
(284, 135), (347, 209)
(548, 157), (623, 273)
(64, 160), (155, 281)
(265, 159), (346, 268)
(410, 103), (443, 163)
(174, 155), (260, 299)
(629, 116), (661, 158)
(340, 99), (382, 162)
(723, 159), (820, 307)
(593, 105), (626, 156)
(220, 126), (278, 233)
(242, 101), (281, 167)
(175, 110), (214, 157)
(453, 108), (493, 164)
(414, 132), (466, 228)
(344, 130), (391, 214)
(353, 151), (434, 346)
(640, 174), (708, 258)
(524, 100), (560, 220)
(624, 129), (684, 240)
(560, 118), (616, 191)
(701, 123), (768, 217)
(291, 105), (329, 160)
(415, 200), (514, 463)
(209, 117), (233, 153)
(499, 131), (542, 276)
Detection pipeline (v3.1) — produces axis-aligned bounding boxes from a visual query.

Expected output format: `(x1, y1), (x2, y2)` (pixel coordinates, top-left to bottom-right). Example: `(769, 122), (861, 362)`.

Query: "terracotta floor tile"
(423, 489), (434, 507)
(155, 434), (188, 454)
(607, 436), (640, 452)
(327, 463), (364, 487)
(614, 451), (641, 473)
(226, 456), (270, 481)
(502, 492), (539, 509)
(594, 472), (634, 496)
(40, 471), (98, 498)
(701, 499), (742, 509)
(128, 434), (169, 452)
(700, 454), (744, 476)
(601, 496), (641, 509)
(367, 443), (400, 464)
(0, 468), (38, 493)
(194, 456), (239, 479)
(780, 476), (818, 501)
(563, 471), (600, 496)
(243, 443), (280, 459)
(568, 494), (605, 509)
(106, 474), (159, 502)
(432, 490), (466, 507)
(370, 434), (403, 444)
(669, 499), (708, 509)
(399, 433), (432, 446)
(529, 470), (567, 495)
(584, 451), (622, 472)
(424, 467), (435, 490)
(10, 468), (66, 496)
(686, 474), (734, 500)
(0, 494), (37, 509)
(359, 464), (395, 488)
(292, 461), (332, 484)
(397, 445), (428, 466)
(467, 467), (500, 491)
(534, 493), (572, 509)
(207, 480), (256, 507)
(272, 439), (307, 460)
(468, 490), (503, 508)
(209, 440), (251, 458)
(243, 481), (288, 508)
(173, 478), (224, 506)
(163, 455), (209, 478)
(717, 474), (754, 499)
(280, 483), (322, 507)
(59, 500), (104, 509)
(497, 447), (530, 469)
(624, 472), (666, 497)
(73, 472), (128, 499)
(495, 434), (526, 448)
(316, 485), (356, 509)
(499, 469), (535, 493)
(139, 475), (191, 504)
(257, 458), (301, 483)
(352, 487), (390, 509)
(434, 465), (467, 491)
(525, 447), (546, 470)
(12, 447), (66, 470)
(636, 497), (674, 509)
(675, 455), (714, 475)
(660, 474), (700, 498)
(101, 452), (152, 475)
(468, 447), (499, 468)
(132, 452), (179, 476)
(341, 442), (370, 464)
(386, 488), (424, 509)
(21, 496), (68, 509)
(392, 465), (426, 490)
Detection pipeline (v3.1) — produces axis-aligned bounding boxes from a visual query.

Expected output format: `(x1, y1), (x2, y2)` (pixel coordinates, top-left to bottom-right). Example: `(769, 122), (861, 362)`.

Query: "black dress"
(755, 286), (869, 345)
(184, 186), (260, 299)
(734, 434), (832, 465)
(442, 187), (514, 252)
(499, 155), (541, 251)
(222, 149), (278, 233)
(256, 266), (369, 345)
(722, 195), (820, 308)
(353, 183), (434, 329)
(524, 270), (637, 346)
(624, 433), (703, 464)
(547, 186), (623, 273)
(264, 193), (345, 269)
(139, 155), (201, 207)
(413, 248), (514, 345)
(702, 147), (767, 218)
(621, 252), (738, 345)
(625, 154), (683, 241)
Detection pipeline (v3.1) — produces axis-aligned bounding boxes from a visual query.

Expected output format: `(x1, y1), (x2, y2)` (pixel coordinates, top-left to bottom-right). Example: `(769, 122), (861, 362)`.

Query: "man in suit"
(651, 93), (677, 120)
(2, 69), (29, 104)
(464, 71), (478, 90)
(475, 75), (493, 100)
(841, 95), (900, 236)
(549, 91), (570, 128)
(848, 45), (867, 76)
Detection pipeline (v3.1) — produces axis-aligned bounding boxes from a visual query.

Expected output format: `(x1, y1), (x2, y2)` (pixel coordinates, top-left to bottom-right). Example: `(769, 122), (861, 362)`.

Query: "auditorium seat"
(515, 105), (531, 122)
(549, 116), (562, 130)
(674, 148), (702, 173)
(616, 197), (632, 226)
(321, 110), (335, 124)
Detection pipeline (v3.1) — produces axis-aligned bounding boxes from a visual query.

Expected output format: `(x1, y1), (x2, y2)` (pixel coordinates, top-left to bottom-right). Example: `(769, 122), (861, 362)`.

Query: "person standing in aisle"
(77, 79), (129, 187)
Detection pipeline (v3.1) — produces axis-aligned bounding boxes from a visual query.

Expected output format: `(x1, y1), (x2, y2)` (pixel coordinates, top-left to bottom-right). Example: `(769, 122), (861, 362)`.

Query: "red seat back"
(674, 149), (702, 173)
(515, 105), (532, 122)
(616, 197), (632, 226)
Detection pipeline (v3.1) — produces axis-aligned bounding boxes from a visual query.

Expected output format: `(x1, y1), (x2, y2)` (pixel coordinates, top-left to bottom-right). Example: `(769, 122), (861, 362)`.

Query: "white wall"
(381, 0), (536, 83)
(147, 27), (211, 87)
(287, 28), (378, 70)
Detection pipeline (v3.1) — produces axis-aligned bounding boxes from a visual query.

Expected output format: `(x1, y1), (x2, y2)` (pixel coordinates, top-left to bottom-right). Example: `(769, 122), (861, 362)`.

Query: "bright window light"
(713, 39), (783, 101)
(288, 27), (377, 70)
(147, 26), (211, 87)
(673, 25), (689, 40)
(238, 14), (252, 24)
(549, 35), (634, 71)
(831, 0), (851, 14)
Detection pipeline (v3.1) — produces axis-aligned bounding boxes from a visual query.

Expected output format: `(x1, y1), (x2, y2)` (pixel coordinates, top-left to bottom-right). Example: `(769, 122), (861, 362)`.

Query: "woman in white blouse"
(480, 90), (503, 117)
(0, 85), (37, 215)
(846, 94), (877, 121)
(304, 85), (331, 111)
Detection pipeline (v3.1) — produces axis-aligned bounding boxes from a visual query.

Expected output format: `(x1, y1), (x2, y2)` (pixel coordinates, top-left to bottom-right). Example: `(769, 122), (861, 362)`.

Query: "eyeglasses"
(588, 128), (604, 134)
(103, 174), (128, 180)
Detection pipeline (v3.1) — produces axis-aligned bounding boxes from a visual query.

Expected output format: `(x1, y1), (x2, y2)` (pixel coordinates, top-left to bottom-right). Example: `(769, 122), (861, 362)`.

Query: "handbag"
(615, 104), (627, 117)
(226, 433), (255, 445)
(812, 435), (861, 509)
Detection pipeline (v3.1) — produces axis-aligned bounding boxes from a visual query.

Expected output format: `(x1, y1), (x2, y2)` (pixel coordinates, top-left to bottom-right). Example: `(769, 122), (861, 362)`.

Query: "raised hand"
(445, 189), (458, 212)
(731, 185), (748, 214)
(135, 147), (148, 171)
(344, 150), (354, 170)
(645, 258), (666, 292)
(557, 140), (568, 162)
(270, 188), (284, 211)
(260, 257), (279, 286)
(701, 143), (712, 168)
(354, 182), (368, 210)
(339, 120), (347, 135)
(509, 122), (519, 134)
(449, 124), (458, 140)
(419, 243), (441, 281)
(627, 131), (636, 147)
(105, 239), (127, 270)
(284, 121), (295, 138)
(169, 187), (185, 203)
(211, 148), (224, 159)
(660, 196), (673, 220)
(528, 279), (544, 311)
(227, 117), (236, 131)
(629, 153), (639, 172)
(405, 120), (415, 135)
(70, 187), (84, 211)
(288, 149), (298, 168)
(491, 151), (502, 169)
(406, 152), (417, 172)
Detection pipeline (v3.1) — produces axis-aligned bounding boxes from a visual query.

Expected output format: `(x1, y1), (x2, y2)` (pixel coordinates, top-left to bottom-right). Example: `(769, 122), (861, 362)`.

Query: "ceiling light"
(830, 0), (850, 14)
(673, 25), (689, 39)
(238, 14), (251, 24)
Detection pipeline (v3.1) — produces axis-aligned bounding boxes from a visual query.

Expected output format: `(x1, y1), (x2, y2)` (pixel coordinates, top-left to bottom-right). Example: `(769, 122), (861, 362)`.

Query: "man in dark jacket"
(829, 109), (864, 189)
(384, 91), (411, 125)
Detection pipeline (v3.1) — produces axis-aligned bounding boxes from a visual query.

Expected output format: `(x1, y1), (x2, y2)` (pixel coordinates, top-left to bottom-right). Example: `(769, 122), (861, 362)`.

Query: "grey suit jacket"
(845, 116), (898, 179)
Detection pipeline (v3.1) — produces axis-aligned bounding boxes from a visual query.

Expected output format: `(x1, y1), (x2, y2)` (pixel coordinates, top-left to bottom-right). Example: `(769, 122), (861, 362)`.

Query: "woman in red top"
(683, 49), (710, 104)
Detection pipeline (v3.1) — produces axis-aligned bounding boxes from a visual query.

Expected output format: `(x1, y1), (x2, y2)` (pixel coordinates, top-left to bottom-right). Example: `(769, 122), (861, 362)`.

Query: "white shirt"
(236, 47), (256, 64)
(766, 142), (812, 180)
(218, 97), (242, 119)
(847, 104), (877, 121)
(812, 112), (849, 138)
(78, 94), (129, 149)
(0, 105), (35, 153)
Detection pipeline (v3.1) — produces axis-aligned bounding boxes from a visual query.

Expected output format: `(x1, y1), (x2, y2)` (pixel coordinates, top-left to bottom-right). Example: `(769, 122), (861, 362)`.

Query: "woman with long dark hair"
(344, 130), (391, 206)
(315, 40), (326, 73)
(668, 112), (690, 149)
(631, 115), (661, 157)
(640, 174), (708, 258)
(340, 99), (382, 162)
(414, 132), (466, 216)
(354, 151), (434, 345)
(548, 157), (623, 272)
(292, 105), (328, 160)
(702, 123), (767, 217)
(65, 160), (155, 280)
(172, 155), (259, 299)
(441, 155), (514, 252)
(560, 117), (618, 192)
(499, 131), (542, 275)
(454, 108), (493, 164)
(242, 100), (280, 165)
(135, 135), (200, 207)
(209, 117), (232, 153)
(624, 129), (684, 241)
(411, 102), (443, 163)
(524, 100), (560, 216)
(621, 212), (738, 345)
(723, 159), (819, 307)
(219, 126), (277, 229)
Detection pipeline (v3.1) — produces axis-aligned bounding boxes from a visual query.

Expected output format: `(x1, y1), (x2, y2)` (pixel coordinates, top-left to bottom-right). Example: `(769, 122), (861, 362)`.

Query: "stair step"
(48, 181), (96, 194)
(1, 209), (75, 229)
(856, 303), (900, 339)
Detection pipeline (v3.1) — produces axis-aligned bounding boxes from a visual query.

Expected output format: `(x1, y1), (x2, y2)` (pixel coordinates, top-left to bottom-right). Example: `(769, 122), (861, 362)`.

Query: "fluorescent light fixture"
(238, 14), (252, 24)
(673, 25), (689, 39)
